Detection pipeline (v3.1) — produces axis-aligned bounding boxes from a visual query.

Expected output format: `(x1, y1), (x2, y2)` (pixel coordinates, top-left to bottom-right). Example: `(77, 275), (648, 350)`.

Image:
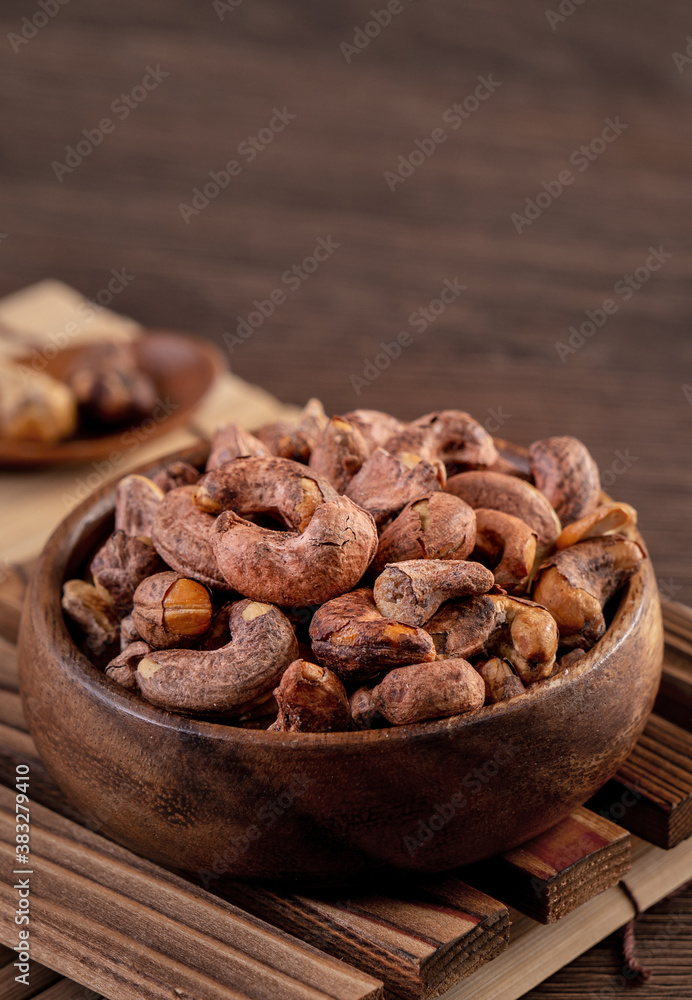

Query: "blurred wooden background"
(0, 0), (691, 992)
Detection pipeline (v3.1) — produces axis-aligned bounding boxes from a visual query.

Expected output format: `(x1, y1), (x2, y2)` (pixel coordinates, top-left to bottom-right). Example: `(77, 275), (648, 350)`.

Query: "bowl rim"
(33, 439), (648, 750)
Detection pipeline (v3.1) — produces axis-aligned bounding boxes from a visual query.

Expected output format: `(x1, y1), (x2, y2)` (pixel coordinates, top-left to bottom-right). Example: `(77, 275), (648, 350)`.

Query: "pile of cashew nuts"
(62, 400), (645, 732)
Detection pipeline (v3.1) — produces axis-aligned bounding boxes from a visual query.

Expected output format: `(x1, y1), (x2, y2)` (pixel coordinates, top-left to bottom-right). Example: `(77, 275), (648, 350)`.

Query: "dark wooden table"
(1, 1), (690, 993)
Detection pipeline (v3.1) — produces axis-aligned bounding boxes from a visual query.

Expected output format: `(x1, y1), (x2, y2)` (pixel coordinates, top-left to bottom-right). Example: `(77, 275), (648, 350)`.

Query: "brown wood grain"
(0, 959), (61, 1000)
(465, 807), (631, 924)
(0, 785), (384, 1000)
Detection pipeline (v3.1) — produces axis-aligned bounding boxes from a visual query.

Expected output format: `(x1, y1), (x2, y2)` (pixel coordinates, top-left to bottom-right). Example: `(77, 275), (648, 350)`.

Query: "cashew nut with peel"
(255, 397), (328, 462)
(114, 474), (164, 539)
(61, 580), (120, 663)
(529, 436), (601, 525)
(472, 508), (537, 595)
(373, 658), (485, 725)
(350, 686), (383, 729)
(346, 448), (445, 525)
(106, 641), (152, 691)
(485, 594), (559, 684)
(151, 460), (201, 493)
(308, 416), (370, 492)
(151, 485), (231, 591)
(90, 530), (164, 615)
(383, 410), (498, 472)
(309, 587), (435, 682)
(533, 534), (644, 648)
(132, 571), (213, 649)
(270, 659), (351, 732)
(445, 470), (562, 552)
(206, 422), (269, 472)
(556, 502), (637, 550)
(372, 493), (477, 574)
(136, 599), (298, 715)
(476, 658), (525, 703)
(373, 559), (494, 627)
(424, 594), (497, 659)
(342, 409), (406, 450)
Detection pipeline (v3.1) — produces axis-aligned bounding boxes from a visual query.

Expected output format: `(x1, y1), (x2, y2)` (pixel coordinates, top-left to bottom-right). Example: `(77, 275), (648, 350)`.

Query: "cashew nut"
(136, 599), (298, 715)
(533, 535), (644, 648)
(342, 409), (406, 449)
(90, 530), (164, 615)
(106, 641), (151, 691)
(485, 595), (559, 684)
(270, 659), (351, 732)
(309, 587), (435, 682)
(0, 360), (77, 443)
(556, 502), (637, 550)
(346, 448), (445, 525)
(308, 416), (370, 492)
(373, 658), (485, 725)
(132, 571), (213, 649)
(425, 594), (497, 659)
(120, 613), (140, 650)
(206, 422), (269, 472)
(472, 508), (537, 595)
(62, 579), (119, 662)
(115, 474), (164, 539)
(372, 493), (477, 574)
(476, 658), (525, 703)
(383, 410), (498, 471)
(255, 397), (328, 462)
(529, 436), (601, 525)
(445, 470), (562, 551)
(373, 559), (495, 626)
(349, 686), (383, 729)
(152, 460), (201, 493)
(151, 485), (231, 591)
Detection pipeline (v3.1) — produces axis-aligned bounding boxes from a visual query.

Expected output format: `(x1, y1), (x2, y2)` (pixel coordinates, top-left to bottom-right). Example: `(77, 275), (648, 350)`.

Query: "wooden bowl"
(18, 443), (664, 885)
(0, 331), (221, 468)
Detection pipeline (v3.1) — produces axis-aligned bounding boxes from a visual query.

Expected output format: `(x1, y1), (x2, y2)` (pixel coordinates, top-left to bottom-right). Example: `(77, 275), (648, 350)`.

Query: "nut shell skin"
(114, 474), (164, 539)
(90, 531), (164, 615)
(445, 470), (562, 551)
(342, 409), (406, 450)
(372, 493), (477, 574)
(132, 572), (212, 650)
(384, 410), (498, 470)
(106, 641), (152, 691)
(346, 448), (445, 525)
(271, 659), (351, 733)
(255, 398), (328, 463)
(373, 658), (485, 725)
(529, 436), (601, 526)
(373, 559), (495, 627)
(425, 594), (498, 659)
(205, 422), (269, 471)
(151, 461), (201, 493)
(472, 508), (537, 595)
(308, 416), (370, 493)
(136, 599), (298, 715)
(349, 686), (383, 729)
(151, 485), (230, 591)
(211, 496), (378, 606)
(61, 580), (119, 663)
(309, 587), (435, 682)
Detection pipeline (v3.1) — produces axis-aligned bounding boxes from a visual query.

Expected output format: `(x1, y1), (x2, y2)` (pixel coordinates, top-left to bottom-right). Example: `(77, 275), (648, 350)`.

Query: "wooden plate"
(17, 442), (665, 885)
(0, 331), (222, 468)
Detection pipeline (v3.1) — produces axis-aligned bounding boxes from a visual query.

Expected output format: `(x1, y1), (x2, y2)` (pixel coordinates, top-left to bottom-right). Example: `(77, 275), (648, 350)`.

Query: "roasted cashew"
(345, 448), (445, 525)
(194, 456), (339, 531)
(556, 502), (637, 550)
(476, 658), (525, 703)
(383, 410), (498, 472)
(106, 641), (151, 691)
(373, 559), (495, 626)
(425, 594), (497, 659)
(529, 436), (601, 525)
(308, 416), (371, 492)
(152, 460), (201, 493)
(372, 493), (477, 574)
(255, 397), (328, 462)
(115, 474), (164, 539)
(349, 686), (383, 729)
(211, 496), (377, 606)
(533, 535), (644, 648)
(309, 587), (435, 682)
(485, 595), (559, 684)
(342, 409), (406, 450)
(132, 571), (213, 649)
(136, 599), (298, 715)
(151, 485), (231, 591)
(472, 508), (537, 595)
(373, 658), (485, 725)
(206, 422), (269, 472)
(61, 580), (119, 663)
(270, 659), (351, 732)
(90, 530), (164, 615)
(445, 470), (562, 551)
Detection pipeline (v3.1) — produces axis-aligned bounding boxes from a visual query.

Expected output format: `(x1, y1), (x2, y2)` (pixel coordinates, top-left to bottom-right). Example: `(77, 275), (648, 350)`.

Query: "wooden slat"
(0, 786), (383, 1000)
(222, 877), (508, 1000)
(589, 713), (692, 850)
(32, 979), (106, 1000)
(0, 960), (61, 1000)
(463, 807), (631, 924)
(0, 564), (31, 645)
